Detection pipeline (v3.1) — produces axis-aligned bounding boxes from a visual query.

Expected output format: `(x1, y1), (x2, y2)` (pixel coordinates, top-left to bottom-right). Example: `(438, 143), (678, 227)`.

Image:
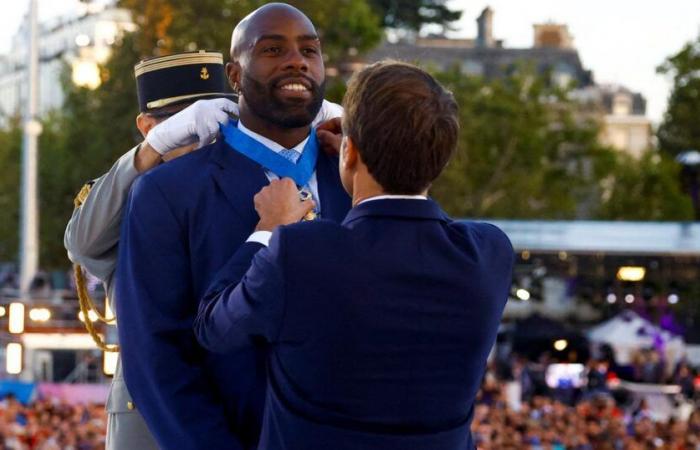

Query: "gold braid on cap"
(73, 183), (119, 353)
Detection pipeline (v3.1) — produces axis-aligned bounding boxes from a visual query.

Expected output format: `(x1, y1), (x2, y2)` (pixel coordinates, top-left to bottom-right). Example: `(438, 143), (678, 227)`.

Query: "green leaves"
(657, 32), (700, 156)
(430, 67), (616, 219)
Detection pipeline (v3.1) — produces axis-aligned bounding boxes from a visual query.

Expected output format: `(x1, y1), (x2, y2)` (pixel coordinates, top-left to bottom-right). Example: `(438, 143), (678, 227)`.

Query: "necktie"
(276, 148), (319, 220)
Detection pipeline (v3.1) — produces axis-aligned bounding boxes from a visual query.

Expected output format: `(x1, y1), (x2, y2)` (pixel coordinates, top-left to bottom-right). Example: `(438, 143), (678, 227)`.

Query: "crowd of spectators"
(471, 361), (700, 450)
(0, 395), (105, 450)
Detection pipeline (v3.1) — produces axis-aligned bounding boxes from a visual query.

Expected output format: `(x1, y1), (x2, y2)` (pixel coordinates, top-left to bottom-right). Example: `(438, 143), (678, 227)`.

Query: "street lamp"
(676, 150), (700, 220)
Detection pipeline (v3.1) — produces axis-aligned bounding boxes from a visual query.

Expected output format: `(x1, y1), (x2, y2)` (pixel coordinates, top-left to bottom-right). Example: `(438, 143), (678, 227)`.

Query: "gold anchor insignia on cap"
(200, 67), (210, 80)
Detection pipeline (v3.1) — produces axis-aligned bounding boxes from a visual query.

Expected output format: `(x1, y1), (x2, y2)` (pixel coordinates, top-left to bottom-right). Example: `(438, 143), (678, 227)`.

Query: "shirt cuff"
(246, 231), (272, 247)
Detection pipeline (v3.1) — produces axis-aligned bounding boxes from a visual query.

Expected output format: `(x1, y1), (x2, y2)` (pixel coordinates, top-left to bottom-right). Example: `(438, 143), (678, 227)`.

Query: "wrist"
(134, 142), (163, 173)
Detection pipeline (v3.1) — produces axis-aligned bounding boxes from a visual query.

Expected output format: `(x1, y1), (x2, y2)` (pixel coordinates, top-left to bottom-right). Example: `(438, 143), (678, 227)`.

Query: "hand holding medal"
(254, 179), (316, 232)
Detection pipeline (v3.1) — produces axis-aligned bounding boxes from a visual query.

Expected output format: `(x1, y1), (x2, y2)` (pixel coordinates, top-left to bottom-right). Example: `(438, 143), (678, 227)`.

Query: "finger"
(213, 110), (229, 125)
(317, 131), (342, 156)
(279, 178), (296, 190)
(316, 117), (342, 133)
(216, 98), (239, 115)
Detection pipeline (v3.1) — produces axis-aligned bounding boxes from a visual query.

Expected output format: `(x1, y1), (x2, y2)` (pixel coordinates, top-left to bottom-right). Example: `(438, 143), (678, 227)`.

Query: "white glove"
(146, 98), (239, 154)
(312, 100), (343, 126)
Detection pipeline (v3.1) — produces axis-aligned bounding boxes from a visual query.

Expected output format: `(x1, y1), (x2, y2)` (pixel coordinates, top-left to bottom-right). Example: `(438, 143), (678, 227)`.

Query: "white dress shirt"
(238, 121), (321, 247)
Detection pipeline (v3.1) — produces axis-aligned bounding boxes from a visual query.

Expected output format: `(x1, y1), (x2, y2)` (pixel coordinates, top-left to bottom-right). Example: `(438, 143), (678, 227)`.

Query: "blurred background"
(0, 0), (699, 448)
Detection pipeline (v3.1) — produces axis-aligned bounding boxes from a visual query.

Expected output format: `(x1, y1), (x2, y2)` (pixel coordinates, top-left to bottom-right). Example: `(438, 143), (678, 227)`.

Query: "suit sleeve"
(64, 145), (140, 282)
(115, 174), (243, 450)
(195, 231), (287, 354)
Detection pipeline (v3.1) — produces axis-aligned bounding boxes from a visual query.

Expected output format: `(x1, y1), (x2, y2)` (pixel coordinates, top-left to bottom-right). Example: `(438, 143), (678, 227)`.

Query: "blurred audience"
(0, 395), (105, 450)
(472, 362), (699, 450)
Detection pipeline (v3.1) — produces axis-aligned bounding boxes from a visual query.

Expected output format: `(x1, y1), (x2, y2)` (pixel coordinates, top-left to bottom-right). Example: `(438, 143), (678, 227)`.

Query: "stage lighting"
(516, 288), (531, 301)
(624, 294), (635, 304)
(606, 293), (617, 304)
(668, 294), (679, 304)
(29, 308), (51, 322)
(8, 303), (25, 334)
(616, 266), (645, 282)
(553, 339), (568, 351)
(103, 351), (118, 376)
(6, 343), (22, 374)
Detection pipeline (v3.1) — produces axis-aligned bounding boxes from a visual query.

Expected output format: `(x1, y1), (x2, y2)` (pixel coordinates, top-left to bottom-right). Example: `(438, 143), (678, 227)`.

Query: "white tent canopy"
(587, 311), (686, 366)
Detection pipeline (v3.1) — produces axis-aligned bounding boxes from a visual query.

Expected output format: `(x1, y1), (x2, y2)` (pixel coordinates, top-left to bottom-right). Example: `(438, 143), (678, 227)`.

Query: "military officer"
(65, 50), (341, 449)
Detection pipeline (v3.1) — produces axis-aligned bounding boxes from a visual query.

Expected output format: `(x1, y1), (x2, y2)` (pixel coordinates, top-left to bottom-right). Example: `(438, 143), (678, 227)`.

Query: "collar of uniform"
(358, 194), (428, 205)
(342, 198), (448, 226)
(237, 120), (308, 155)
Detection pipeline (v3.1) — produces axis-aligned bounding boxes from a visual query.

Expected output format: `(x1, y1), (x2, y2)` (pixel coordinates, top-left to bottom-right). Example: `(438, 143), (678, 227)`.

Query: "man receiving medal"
(115, 3), (350, 449)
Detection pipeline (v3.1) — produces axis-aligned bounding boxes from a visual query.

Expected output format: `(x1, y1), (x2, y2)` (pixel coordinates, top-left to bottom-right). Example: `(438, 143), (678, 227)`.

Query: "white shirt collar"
(237, 120), (308, 154)
(358, 195), (428, 205)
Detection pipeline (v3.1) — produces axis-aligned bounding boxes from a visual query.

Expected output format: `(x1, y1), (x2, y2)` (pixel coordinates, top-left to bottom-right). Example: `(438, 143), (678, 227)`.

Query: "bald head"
(230, 3), (317, 61)
(225, 2), (325, 134)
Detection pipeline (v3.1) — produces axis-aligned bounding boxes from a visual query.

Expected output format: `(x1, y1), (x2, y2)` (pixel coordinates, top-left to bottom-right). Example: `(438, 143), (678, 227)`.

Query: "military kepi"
(134, 51), (234, 112)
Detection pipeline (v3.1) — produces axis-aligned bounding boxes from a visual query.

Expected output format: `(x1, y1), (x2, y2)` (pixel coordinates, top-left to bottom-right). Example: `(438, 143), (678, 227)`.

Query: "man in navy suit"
(195, 61), (514, 450)
(115, 4), (350, 449)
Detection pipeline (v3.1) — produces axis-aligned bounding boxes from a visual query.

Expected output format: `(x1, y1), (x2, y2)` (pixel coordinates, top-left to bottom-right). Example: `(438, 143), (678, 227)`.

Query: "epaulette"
(73, 180), (96, 208)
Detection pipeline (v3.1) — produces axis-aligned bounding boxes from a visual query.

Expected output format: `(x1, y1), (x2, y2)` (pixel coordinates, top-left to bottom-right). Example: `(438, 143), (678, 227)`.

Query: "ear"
(341, 136), (359, 171)
(136, 113), (158, 138)
(226, 61), (242, 93)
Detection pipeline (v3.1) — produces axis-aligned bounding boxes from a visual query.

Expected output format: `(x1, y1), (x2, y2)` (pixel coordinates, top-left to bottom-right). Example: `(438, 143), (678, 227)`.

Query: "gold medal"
(299, 188), (317, 221)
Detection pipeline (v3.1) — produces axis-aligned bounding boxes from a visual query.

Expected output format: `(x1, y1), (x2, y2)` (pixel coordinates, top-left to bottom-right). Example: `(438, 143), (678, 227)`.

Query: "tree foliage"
(430, 67), (617, 219)
(0, 121), (22, 263)
(657, 32), (700, 156)
(596, 151), (694, 221)
(369, 0), (461, 30)
(118, 0), (383, 63)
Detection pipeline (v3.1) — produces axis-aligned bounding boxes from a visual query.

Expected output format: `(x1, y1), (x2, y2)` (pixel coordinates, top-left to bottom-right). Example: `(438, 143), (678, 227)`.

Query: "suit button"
(127, 401), (135, 410)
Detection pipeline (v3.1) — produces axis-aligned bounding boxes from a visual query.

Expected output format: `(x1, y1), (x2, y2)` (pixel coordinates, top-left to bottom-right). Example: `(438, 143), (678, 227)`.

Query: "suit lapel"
(315, 151), (351, 223)
(209, 139), (269, 224)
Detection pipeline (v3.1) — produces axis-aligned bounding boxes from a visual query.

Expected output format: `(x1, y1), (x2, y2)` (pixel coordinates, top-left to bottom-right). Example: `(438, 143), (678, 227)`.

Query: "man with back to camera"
(114, 4), (351, 449)
(65, 49), (341, 449)
(194, 60), (515, 450)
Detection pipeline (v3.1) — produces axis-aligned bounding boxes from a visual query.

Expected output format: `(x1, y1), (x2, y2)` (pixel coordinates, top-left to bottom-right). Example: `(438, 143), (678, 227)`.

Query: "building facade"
(365, 7), (653, 157)
(0, 2), (135, 124)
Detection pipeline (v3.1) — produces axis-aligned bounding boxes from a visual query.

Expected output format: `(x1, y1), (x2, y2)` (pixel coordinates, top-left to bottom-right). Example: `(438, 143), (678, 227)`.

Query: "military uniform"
(64, 51), (235, 450)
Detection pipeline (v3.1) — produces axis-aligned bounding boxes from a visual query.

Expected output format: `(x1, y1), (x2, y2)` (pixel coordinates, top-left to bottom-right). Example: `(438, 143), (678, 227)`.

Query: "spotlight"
(75, 34), (90, 47)
(103, 351), (118, 376)
(606, 293), (617, 304)
(516, 288), (531, 301)
(29, 308), (51, 322)
(624, 294), (635, 304)
(616, 266), (646, 282)
(78, 310), (99, 322)
(8, 303), (25, 334)
(668, 294), (679, 305)
(6, 343), (22, 374)
(553, 339), (568, 351)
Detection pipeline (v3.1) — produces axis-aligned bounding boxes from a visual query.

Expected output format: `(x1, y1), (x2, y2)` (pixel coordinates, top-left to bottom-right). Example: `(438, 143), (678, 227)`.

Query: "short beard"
(241, 72), (325, 128)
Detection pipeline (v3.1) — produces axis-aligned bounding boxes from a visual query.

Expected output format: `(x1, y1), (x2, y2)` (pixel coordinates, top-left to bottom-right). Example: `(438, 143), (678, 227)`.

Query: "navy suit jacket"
(195, 199), (514, 450)
(114, 138), (351, 450)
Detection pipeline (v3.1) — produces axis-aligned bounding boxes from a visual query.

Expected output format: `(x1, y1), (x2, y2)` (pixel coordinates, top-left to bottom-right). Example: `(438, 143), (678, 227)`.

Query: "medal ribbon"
(220, 120), (318, 187)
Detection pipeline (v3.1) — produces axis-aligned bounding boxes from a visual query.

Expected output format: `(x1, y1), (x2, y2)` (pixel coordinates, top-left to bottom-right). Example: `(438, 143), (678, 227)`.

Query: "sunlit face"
(238, 11), (325, 128)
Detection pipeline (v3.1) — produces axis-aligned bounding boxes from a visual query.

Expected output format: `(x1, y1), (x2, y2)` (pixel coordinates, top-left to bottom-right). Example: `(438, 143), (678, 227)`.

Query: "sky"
(1, 0), (699, 123)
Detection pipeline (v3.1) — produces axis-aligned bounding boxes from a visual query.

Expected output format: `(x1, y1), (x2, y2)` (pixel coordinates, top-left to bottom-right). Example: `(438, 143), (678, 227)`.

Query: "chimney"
(476, 7), (495, 48)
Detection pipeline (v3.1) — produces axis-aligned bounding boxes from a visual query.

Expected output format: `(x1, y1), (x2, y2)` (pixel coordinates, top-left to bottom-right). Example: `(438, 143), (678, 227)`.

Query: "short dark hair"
(342, 60), (459, 194)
